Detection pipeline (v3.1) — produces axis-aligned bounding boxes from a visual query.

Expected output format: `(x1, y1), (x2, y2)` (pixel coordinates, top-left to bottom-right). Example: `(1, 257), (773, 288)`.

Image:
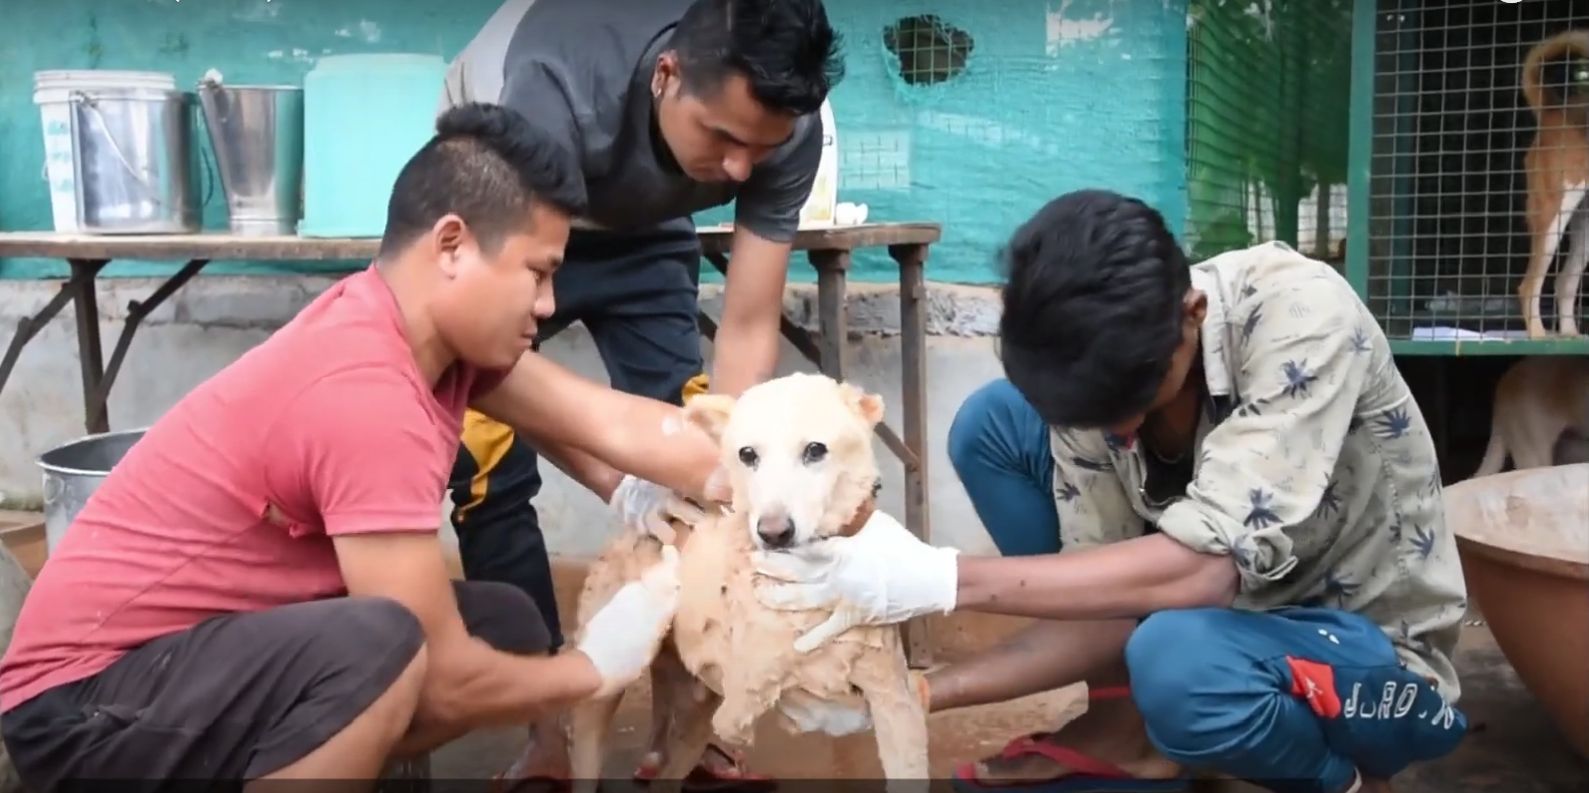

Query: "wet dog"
(569, 373), (929, 792)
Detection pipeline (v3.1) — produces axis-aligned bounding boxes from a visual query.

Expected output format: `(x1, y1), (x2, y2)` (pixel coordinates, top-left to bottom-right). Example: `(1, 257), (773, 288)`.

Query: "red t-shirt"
(0, 266), (506, 710)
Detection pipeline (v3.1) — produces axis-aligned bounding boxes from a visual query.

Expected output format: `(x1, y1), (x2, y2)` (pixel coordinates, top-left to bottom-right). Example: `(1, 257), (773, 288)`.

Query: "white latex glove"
(575, 545), (682, 698)
(610, 475), (705, 543)
(751, 510), (959, 653)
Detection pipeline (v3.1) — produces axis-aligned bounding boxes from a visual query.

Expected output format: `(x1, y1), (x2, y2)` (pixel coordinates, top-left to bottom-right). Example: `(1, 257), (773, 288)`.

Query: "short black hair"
(379, 102), (586, 257)
(667, 0), (845, 116)
(997, 190), (1191, 429)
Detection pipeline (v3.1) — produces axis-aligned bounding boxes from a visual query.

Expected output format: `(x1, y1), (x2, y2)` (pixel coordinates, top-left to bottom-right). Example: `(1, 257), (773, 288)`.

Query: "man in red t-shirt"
(0, 103), (726, 787)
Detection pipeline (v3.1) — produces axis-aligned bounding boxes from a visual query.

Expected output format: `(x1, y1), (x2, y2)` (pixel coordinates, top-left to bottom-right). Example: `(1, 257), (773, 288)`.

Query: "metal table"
(0, 222), (942, 665)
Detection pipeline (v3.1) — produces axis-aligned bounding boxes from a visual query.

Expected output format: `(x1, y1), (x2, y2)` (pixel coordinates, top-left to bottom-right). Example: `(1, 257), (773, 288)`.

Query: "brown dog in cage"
(1472, 356), (1589, 477)
(1520, 30), (1589, 338)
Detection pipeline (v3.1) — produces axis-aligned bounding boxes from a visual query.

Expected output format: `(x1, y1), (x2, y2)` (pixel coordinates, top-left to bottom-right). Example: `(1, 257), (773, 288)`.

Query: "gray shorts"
(1, 581), (549, 789)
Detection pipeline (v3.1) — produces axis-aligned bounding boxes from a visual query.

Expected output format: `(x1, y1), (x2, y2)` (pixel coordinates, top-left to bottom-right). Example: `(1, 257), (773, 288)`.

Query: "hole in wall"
(883, 14), (974, 86)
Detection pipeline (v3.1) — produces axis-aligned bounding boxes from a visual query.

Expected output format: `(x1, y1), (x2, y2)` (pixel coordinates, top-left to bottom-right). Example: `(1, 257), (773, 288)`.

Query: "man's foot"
(491, 716), (573, 793)
(634, 743), (776, 791)
(953, 687), (1187, 792)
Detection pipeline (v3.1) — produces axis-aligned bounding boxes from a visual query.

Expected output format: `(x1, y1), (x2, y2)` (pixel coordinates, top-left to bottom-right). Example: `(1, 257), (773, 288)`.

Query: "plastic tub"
(299, 54), (448, 238)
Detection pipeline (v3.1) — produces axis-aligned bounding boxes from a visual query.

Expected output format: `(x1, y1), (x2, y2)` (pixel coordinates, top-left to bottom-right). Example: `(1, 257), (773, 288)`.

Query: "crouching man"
(751, 191), (1471, 793)
(0, 103), (719, 789)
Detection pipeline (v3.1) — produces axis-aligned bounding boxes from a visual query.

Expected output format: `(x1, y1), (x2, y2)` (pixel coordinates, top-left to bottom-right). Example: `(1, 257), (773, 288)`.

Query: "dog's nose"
(756, 516), (797, 548)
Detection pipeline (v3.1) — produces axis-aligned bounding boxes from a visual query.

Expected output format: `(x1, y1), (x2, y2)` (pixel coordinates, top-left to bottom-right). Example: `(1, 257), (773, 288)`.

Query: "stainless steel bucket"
(70, 88), (200, 234)
(37, 429), (147, 554)
(197, 82), (305, 236)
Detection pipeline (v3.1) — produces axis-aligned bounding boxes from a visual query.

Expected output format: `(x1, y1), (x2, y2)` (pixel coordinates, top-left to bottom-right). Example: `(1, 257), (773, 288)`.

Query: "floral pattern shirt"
(1048, 242), (1468, 699)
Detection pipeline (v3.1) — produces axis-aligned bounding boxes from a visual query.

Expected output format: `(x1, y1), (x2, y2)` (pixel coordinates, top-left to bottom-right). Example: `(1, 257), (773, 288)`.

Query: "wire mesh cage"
(1365, 0), (1589, 345)
(1184, 0), (1354, 263)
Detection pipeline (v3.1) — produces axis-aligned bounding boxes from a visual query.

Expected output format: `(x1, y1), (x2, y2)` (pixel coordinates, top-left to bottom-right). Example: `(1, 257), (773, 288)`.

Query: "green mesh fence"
(1185, 0), (1354, 263)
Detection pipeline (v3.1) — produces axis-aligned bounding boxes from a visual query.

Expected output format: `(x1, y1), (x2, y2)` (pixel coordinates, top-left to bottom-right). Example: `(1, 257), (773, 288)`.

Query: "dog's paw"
(710, 705), (757, 747)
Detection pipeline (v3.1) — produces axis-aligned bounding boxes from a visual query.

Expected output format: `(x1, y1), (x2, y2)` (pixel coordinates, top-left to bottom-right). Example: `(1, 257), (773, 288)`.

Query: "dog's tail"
(1522, 30), (1589, 115)
(1472, 420), (1509, 479)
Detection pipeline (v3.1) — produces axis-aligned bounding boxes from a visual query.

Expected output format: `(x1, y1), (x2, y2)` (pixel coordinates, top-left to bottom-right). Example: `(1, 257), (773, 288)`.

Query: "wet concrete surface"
(431, 567), (1589, 792)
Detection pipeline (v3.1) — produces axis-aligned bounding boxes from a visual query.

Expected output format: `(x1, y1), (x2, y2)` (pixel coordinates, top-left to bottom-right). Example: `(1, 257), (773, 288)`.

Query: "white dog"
(569, 373), (930, 792)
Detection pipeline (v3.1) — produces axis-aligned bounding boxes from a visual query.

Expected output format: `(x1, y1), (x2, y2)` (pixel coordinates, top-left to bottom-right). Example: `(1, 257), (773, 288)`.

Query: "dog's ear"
(683, 394), (736, 444)
(838, 383), (886, 427)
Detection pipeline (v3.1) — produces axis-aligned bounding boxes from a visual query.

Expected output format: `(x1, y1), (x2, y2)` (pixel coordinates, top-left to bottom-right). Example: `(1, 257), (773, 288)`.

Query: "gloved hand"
(751, 510), (960, 653)
(574, 545), (682, 699)
(610, 475), (706, 543)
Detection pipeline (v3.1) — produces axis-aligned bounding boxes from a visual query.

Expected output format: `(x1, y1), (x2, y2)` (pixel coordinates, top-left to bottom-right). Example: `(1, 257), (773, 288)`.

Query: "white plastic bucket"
(33, 70), (177, 232)
(798, 100), (839, 229)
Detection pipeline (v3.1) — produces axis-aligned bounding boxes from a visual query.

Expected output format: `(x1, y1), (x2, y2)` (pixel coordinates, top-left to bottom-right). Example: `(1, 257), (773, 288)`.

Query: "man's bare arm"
(332, 531), (601, 736)
(472, 352), (721, 502)
(532, 439), (623, 503)
(953, 533), (1240, 620)
(711, 227), (791, 397)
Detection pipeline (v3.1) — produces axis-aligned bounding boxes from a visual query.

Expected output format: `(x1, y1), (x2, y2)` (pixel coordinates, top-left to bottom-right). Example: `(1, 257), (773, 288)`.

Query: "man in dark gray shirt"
(439, 0), (842, 788)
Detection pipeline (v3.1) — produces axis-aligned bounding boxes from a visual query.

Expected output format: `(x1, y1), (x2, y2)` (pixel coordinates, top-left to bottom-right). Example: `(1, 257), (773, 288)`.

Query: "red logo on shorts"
(1286, 656), (1343, 719)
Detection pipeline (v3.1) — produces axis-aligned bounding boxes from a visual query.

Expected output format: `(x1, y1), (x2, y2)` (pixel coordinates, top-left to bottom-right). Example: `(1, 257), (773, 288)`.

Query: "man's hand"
(574, 545), (683, 699)
(751, 511), (960, 652)
(609, 475), (707, 543)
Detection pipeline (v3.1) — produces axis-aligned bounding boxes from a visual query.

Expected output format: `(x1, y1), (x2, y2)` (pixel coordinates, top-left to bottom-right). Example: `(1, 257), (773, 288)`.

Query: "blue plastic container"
(298, 54), (447, 238)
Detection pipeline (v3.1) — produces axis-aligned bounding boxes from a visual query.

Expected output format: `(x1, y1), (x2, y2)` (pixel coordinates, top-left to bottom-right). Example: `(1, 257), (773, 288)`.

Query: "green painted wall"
(0, 0), (1187, 284)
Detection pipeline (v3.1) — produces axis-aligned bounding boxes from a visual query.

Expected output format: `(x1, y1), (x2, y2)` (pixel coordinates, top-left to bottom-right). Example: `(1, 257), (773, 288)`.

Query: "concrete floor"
(430, 605), (1588, 791)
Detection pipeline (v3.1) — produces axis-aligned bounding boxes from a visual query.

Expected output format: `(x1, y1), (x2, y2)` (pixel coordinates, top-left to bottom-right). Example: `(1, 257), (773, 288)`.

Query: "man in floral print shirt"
(748, 190), (1470, 793)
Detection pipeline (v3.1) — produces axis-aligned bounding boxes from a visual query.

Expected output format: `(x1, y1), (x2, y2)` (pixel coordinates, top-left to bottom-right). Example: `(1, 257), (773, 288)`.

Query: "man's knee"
(453, 581), (553, 655)
(948, 379), (1013, 473)
(1125, 609), (1272, 760)
(948, 379), (1064, 556)
(948, 379), (1047, 477)
(331, 596), (427, 658)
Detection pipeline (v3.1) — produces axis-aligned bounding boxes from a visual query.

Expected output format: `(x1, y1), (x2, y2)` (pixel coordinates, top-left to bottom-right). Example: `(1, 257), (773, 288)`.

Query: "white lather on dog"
(569, 373), (930, 792)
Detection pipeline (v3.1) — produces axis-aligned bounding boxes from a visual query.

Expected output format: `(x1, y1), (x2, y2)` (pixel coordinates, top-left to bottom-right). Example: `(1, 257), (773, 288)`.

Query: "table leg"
(85, 259), (210, 434)
(0, 260), (105, 401)
(808, 251), (851, 380)
(890, 243), (934, 669)
(65, 260), (111, 434)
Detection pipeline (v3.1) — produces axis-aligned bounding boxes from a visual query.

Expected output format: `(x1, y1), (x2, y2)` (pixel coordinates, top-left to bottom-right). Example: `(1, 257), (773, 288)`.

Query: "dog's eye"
(802, 442), (828, 464)
(737, 446), (759, 468)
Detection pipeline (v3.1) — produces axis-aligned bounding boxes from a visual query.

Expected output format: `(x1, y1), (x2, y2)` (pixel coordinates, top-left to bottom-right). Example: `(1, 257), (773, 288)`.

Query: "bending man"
(0, 104), (718, 790)
(440, 0), (843, 786)
(752, 190), (1470, 793)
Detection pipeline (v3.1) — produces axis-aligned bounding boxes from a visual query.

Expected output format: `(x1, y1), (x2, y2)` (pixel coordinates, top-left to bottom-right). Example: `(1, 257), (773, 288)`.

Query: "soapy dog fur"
(569, 373), (930, 792)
